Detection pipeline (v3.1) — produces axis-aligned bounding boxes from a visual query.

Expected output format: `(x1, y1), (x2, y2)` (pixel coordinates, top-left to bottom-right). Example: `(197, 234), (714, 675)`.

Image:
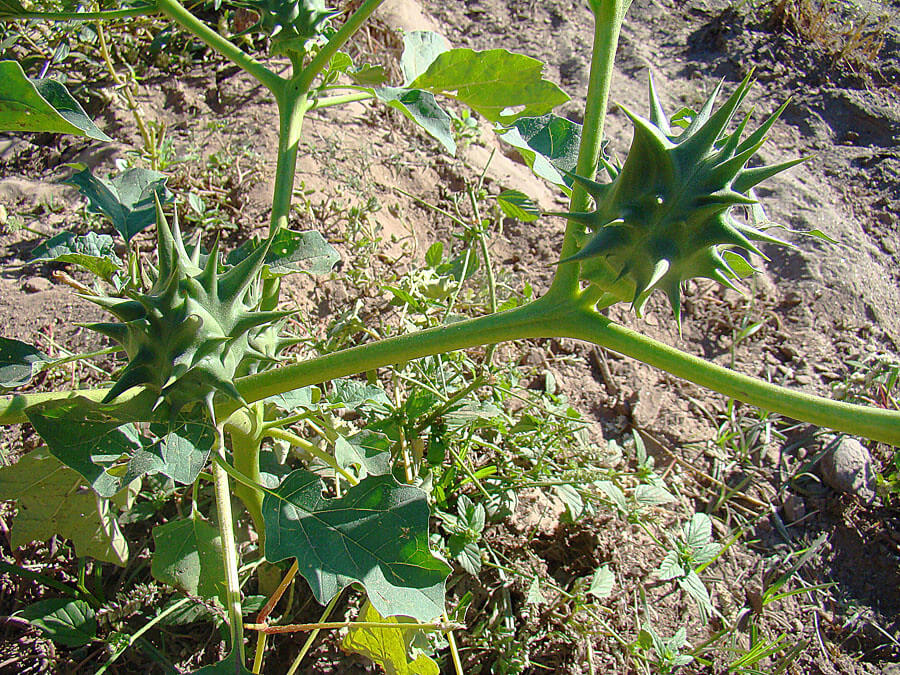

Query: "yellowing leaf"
(0, 448), (128, 565)
(341, 601), (439, 675)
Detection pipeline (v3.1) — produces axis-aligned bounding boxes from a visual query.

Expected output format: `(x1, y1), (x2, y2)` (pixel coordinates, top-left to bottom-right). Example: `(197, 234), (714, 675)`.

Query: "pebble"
(23, 277), (52, 293)
(782, 493), (806, 522)
(818, 436), (876, 501)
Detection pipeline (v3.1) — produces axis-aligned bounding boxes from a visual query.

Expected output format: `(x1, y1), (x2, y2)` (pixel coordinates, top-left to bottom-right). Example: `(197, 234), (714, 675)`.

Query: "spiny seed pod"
(83, 202), (294, 412)
(558, 74), (805, 325)
(229, 0), (336, 52)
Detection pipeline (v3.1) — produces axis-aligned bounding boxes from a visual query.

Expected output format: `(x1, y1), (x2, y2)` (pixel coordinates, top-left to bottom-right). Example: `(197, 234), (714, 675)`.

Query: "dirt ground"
(1, 0), (899, 672)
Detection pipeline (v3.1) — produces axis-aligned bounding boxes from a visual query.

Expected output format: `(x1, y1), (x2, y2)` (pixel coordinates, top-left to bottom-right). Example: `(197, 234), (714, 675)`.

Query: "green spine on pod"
(83, 201), (295, 411)
(557, 73), (805, 325)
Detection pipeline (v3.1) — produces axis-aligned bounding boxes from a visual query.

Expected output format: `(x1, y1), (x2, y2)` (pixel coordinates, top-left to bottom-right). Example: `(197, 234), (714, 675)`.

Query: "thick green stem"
(234, 297), (560, 406)
(227, 407), (266, 549)
(548, 0), (629, 299)
(2, 299), (898, 443)
(558, 307), (900, 446)
(155, 0), (282, 93)
(270, 89), (309, 235)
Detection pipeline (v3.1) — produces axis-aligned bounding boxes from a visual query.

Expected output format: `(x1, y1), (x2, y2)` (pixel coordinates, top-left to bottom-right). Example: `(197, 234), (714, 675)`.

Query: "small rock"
(818, 436), (876, 501)
(794, 373), (813, 386)
(23, 277), (52, 293)
(782, 493), (806, 522)
(520, 347), (546, 367)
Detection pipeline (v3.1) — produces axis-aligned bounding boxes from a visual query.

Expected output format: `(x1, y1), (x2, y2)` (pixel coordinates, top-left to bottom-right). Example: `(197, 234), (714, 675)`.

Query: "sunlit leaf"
(341, 600), (439, 675)
(0, 60), (112, 141)
(525, 577), (545, 605)
(498, 114), (582, 187)
(400, 31), (449, 85)
(0, 448), (128, 565)
(496, 189), (540, 222)
(227, 229), (340, 277)
(683, 513), (712, 550)
(335, 430), (392, 479)
(678, 570), (713, 623)
(263, 470), (450, 621)
(633, 484), (674, 508)
(588, 565), (615, 599)
(410, 49), (569, 124)
(329, 379), (391, 410)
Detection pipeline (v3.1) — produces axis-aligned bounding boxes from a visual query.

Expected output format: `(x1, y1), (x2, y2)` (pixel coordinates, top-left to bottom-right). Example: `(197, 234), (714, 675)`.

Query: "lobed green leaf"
(410, 48), (569, 124)
(26, 397), (214, 498)
(263, 470), (450, 622)
(498, 114), (582, 187)
(63, 167), (172, 243)
(341, 600), (439, 675)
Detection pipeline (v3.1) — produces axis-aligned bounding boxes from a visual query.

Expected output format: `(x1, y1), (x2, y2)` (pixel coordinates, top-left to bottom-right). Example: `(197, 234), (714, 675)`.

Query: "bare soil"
(1, 0), (899, 672)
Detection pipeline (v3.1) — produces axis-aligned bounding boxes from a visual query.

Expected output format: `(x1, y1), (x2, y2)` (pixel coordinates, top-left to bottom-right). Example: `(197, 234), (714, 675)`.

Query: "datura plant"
(0, 0), (897, 673)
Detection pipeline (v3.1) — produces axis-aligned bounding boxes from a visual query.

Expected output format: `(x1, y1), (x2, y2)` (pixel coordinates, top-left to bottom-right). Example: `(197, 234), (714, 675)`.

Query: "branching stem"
(155, 0), (282, 93)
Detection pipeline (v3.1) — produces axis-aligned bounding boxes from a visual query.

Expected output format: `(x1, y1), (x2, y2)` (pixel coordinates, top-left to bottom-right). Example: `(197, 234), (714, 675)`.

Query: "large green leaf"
(410, 49), (569, 124)
(63, 167), (171, 242)
(372, 86), (455, 155)
(151, 512), (226, 603)
(0, 336), (50, 389)
(0, 448), (128, 565)
(227, 229), (340, 277)
(400, 31), (449, 84)
(20, 598), (97, 647)
(30, 231), (121, 281)
(26, 397), (214, 498)
(341, 600), (439, 675)
(498, 114), (582, 186)
(263, 470), (450, 622)
(0, 61), (112, 141)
